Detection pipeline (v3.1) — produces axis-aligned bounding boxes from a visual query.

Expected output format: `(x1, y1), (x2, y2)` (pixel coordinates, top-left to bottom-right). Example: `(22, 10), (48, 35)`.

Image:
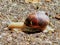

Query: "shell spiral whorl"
(24, 11), (50, 31)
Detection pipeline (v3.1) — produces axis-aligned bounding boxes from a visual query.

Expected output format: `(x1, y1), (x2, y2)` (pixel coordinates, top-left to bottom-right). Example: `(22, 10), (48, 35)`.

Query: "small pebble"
(0, 35), (2, 38)
(4, 27), (8, 31)
(55, 14), (60, 20)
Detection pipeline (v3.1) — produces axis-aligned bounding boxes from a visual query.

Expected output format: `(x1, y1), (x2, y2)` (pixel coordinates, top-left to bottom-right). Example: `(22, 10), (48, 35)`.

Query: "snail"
(8, 11), (54, 32)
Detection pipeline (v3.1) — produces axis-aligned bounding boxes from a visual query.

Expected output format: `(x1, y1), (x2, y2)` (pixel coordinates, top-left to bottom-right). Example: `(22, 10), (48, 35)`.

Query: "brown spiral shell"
(24, 11), (50, 31)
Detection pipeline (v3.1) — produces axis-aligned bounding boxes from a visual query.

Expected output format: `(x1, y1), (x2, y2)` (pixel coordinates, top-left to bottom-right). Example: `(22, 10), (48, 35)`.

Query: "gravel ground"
(0, 0), (60, 45)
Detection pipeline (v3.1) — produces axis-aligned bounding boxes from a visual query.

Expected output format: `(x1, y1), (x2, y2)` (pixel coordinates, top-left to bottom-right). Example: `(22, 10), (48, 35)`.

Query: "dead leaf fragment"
(32, 0), (40, 3)
(25, 0), (40, 3)
(45, 0), (51, 2)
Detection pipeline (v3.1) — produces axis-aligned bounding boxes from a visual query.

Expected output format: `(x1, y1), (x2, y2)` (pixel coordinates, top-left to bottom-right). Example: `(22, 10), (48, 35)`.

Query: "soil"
(0, 0), (60, 45)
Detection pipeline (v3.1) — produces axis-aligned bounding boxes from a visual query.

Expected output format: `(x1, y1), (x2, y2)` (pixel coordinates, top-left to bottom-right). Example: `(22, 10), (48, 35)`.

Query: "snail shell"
(24, 11), (50, 31)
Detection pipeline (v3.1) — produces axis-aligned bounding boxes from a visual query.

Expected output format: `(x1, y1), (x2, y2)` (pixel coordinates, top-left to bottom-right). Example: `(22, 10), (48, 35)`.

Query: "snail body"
(8, 22), (25, 29)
